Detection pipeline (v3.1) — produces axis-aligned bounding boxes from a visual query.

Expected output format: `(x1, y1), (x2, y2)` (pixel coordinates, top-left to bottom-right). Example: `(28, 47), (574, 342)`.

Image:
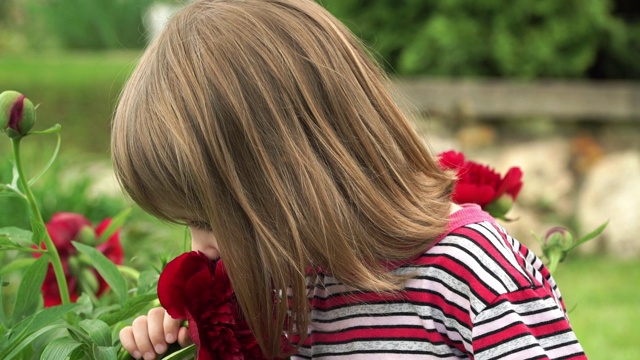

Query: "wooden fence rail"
(392, 78), (640, 122)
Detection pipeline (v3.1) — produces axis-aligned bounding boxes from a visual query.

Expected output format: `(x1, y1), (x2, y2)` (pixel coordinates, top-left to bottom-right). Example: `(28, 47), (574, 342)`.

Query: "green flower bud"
(484, 194), (514, 219)
(0, 90), (36, 138)
(68, 255), (82, 275)
(78, 225), (98, 246)
(78, 268), (100, 294)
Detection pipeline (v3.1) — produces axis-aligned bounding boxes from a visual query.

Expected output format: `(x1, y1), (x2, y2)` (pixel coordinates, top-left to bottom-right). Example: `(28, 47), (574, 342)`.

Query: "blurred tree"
(587, 0), (640, 79)
(321, 0), (639, 79)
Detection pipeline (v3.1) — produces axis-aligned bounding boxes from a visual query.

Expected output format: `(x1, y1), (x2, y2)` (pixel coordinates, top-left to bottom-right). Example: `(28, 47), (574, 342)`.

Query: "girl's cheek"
(189, 227), (220, 260)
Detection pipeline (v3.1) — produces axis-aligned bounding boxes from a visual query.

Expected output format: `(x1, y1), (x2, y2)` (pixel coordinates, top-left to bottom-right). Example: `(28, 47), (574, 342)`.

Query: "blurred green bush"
(0, 149), (187, 267)
(321, 0), (640, 79)
(23, 0), (156, 50)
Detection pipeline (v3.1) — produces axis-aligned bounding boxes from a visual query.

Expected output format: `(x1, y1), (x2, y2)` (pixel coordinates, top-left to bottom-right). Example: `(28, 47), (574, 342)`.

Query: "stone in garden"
(475, 139), (576, 218)
(576, 151), (640, 258)
(456, 124), (498, 150)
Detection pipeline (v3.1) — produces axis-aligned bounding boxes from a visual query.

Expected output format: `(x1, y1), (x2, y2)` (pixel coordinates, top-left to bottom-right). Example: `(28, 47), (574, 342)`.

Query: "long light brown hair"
(112, 0), (454, 356)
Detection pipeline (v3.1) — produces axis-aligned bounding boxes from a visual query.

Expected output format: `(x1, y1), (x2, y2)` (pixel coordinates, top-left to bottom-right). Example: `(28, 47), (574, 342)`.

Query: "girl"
(113, 0), (586, 359)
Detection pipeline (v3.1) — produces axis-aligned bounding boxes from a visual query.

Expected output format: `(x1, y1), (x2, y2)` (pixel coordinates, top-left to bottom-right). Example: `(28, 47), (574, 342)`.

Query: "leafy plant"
(0, 90), (178, 359)
(320, 0), (637, 78)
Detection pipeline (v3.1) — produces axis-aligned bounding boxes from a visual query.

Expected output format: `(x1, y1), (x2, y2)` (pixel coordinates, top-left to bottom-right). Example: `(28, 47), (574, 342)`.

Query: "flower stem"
(546, 251), (562, 274)
(11, 137), (71, 305)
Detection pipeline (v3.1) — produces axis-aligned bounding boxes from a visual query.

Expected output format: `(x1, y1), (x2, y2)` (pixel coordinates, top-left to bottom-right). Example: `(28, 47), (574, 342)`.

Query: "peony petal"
(453, 183), (496, 207)
(438, 150), (466, 171)
(158, 252), (213, 318)
(41, 263), (79, 307)
(45, 213), (92, 257)
(95, 223), (124, 264)
(497, 167), (524, 200)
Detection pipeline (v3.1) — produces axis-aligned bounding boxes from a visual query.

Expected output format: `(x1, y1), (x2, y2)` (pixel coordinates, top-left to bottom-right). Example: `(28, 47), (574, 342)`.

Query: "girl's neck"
(449, 202), (463, 215)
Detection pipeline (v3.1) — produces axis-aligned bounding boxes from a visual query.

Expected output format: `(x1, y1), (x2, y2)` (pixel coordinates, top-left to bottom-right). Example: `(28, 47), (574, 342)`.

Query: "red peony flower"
(158, 251), (277, 360)
(34, 212), (124, 307)
(438, 150), (523, 217)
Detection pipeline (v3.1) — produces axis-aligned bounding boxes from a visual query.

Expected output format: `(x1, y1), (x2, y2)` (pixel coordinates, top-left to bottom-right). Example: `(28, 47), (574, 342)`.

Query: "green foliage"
(10, 256), (48, 325)
(0, 53), (137, 154)
(24, 0), (156, 50)
(590, 18), (640, 79)
(0, 155), (128, 230)
(73, 242), (128, 306)
(320, 0), (639, 78)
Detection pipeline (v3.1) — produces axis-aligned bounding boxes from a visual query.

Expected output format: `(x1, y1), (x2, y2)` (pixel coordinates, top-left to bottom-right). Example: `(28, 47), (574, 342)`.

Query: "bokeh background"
(1, 1), (639, 358)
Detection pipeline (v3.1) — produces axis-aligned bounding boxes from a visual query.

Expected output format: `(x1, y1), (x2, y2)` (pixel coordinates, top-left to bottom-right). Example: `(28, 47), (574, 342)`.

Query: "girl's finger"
(177, 326), (194, 348)
(147, 308), (168, 354)
(119, 326), (142, 359)
(162, 310), (183, 344)
(131, 316), (156, 360)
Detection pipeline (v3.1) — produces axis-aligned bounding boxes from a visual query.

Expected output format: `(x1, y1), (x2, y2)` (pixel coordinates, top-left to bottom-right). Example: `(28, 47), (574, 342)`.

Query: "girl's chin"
(201, 248), (220, 260)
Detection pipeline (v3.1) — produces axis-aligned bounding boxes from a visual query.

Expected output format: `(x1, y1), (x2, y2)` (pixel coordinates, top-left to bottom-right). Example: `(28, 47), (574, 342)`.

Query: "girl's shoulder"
(401, 204), (559, 308)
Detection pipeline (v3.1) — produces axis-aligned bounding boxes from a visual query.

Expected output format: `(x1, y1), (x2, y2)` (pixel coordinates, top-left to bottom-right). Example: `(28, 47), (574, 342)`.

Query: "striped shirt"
(291, 204), (586, 359)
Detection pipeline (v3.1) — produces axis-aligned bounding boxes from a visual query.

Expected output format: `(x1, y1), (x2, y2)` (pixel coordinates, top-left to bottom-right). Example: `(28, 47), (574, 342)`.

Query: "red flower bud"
(0, 90), (36, 138)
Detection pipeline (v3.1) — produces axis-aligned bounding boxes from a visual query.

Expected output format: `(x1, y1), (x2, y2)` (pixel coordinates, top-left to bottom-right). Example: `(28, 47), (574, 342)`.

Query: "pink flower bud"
(544, 227), (574, 249)
(542, 226), (574, 263)
(0, 90), (36, 138)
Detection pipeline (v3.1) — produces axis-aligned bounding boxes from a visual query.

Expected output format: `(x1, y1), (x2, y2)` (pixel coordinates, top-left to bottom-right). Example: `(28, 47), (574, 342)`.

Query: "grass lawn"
(0, 51), (140, 155)
(553, 256), (640, 360)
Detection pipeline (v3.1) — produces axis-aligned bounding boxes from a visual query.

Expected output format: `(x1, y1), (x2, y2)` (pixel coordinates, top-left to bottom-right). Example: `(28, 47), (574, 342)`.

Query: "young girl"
(113, 0), (586, 359)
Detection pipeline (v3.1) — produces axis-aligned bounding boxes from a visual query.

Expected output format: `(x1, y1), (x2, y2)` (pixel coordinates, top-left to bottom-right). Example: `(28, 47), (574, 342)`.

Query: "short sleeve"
(471, 286), (586, 360)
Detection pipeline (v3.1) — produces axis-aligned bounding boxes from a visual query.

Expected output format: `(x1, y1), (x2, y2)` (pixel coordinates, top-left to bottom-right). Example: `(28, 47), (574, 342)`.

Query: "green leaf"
(73, 241), (128, 306)
(11, 255), (48, 325)
(12, 303), (78, 336)
(79, 319), (112, 347)
(136, 270), (159, 296)
(6, 304), (78, 354)
(161, 344), (196, 360)
(0, 258), (36, 277)
(0, 307), (76, 360)
(0, 279), (6, 327)
(73, 293), (94, 318)
(569, 220), (610, 251)
(97, 208), (131, 245)
(94, 346), (118, 360)
(29, 216), (47, 246)
(28, 129), (62, 186)
(0, 324), (65, 360)
(70, 347), (87, 360)
(0, 227), (33, 244)
(28, 123), (62, 135)
(41, 337), (83, 360)
(0, 237), (18, 248)
(99, 293), (157, 326)
(0, 191), (22, 198)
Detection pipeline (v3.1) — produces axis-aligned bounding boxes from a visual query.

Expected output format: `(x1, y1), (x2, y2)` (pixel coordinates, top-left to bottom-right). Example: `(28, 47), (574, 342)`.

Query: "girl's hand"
(119, 307), (193, 360)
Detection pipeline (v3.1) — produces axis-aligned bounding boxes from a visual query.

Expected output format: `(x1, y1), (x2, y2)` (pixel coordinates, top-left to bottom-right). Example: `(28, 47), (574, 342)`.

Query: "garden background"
(1, 0), (639, 358)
